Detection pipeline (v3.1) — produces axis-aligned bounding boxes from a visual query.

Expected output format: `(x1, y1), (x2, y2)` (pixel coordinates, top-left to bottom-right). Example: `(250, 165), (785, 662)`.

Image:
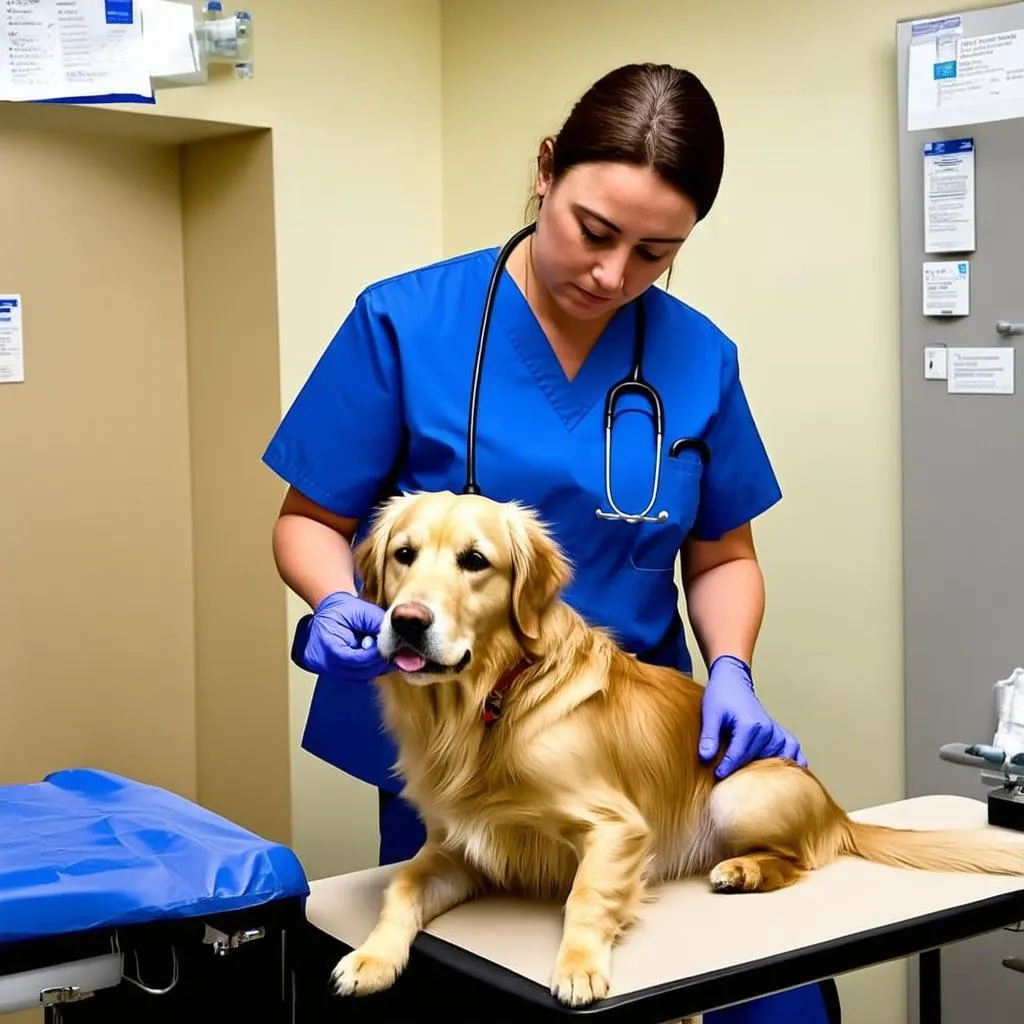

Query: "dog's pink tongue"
(394, 649), (426, 672)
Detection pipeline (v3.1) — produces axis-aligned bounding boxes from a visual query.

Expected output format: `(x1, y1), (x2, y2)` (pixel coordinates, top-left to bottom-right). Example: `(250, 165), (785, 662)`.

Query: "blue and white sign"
(923, 260), (971, 317)
(0, 295), (24, 384)
(908, 16), (1024, 131)
(104, 0), (134, 25)
(923, 137), (976, 254)
(0, 0), (151, 103)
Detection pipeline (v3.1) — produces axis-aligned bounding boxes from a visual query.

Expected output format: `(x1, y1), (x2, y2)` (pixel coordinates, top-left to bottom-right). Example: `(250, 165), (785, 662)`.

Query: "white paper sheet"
(140, 0), (198, 78)
(0, 0), (152, 102)
(947, 347), (1014, 395)
(924, 345), (949, 380)
(923, 260), (970, 316)
(994, 668), (1024, 763)
(0, 295), (24, 384)
(923, 138), (976, 254)
(908, 13), (1024, 131)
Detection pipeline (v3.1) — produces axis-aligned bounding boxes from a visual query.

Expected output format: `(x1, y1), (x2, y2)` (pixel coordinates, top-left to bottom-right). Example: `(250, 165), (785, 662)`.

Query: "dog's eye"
(457, 549), (490, 572)
(394, 545), (417, 566)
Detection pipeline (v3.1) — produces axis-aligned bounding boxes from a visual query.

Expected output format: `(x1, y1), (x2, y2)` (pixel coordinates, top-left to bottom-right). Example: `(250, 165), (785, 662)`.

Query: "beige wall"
(0, 124), (198, 799)
(134, 0), (445, 879)
(182, 130), (292, 846)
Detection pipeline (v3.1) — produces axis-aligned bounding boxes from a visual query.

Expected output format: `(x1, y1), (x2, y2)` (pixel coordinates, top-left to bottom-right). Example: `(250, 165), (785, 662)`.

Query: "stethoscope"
(462, 221), (709, 524)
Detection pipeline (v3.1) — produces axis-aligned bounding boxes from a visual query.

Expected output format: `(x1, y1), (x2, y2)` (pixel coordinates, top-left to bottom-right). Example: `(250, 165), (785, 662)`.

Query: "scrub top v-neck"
(263, 245), (782, 792)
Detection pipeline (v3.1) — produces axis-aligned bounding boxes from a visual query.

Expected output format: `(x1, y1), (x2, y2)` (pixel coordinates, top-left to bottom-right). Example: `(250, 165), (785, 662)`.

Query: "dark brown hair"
(539, 63), (725, 221)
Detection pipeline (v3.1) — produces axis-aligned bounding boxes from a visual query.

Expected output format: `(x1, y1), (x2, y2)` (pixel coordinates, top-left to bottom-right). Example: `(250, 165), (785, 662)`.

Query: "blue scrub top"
(262, 245), (782, 793)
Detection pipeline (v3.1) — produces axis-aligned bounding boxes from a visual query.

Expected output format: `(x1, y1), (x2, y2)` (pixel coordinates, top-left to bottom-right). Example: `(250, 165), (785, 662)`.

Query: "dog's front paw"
(330, 945), (405, 997)
(551, 944), (611, 1006)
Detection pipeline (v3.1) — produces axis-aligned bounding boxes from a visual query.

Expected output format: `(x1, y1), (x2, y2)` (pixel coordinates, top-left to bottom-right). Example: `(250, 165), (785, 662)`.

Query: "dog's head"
(354, 491), (572, 684)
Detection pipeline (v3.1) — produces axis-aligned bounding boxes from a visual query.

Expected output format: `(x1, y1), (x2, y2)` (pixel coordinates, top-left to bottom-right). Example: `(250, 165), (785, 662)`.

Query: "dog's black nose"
(390, 602), (434, 645)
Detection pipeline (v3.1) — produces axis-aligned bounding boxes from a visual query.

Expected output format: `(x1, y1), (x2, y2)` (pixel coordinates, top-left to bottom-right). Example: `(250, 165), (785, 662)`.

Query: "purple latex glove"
(290, 590), (391, 682)
(698, 654), (806, 779)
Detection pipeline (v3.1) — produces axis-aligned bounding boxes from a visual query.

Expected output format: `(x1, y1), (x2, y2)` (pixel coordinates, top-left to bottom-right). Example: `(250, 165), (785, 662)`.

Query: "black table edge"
(390, 888), (1024, 1022)
(0, 895), (307, 978)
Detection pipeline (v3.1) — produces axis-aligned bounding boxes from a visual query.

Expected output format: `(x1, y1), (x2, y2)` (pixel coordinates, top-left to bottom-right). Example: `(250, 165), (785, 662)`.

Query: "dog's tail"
(841, 819), (1024, 875)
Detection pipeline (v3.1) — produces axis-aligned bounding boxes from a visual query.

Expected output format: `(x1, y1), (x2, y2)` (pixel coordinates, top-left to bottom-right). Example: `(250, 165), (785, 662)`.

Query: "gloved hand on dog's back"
(290, 590), (391, 682)
(699, 654), (807, 779)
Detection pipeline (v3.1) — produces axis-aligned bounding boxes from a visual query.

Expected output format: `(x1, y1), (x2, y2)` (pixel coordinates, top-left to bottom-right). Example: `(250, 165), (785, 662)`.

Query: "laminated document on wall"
(947, 347), (1014, 394)
(923, 138), (976, 253)
(907, 12), (1024, 130)
(0, 296), (24, 384)
(923, 260), (970, 316)
(0, 0), (153, 103)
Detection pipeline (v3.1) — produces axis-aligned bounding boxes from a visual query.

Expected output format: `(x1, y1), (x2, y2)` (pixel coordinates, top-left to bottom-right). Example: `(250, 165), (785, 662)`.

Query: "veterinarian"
(263, 63), (839, 1024)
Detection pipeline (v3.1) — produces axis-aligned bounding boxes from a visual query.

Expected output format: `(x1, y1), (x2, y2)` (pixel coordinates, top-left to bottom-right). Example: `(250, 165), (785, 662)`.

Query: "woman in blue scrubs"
(264, 63), (839, 1024)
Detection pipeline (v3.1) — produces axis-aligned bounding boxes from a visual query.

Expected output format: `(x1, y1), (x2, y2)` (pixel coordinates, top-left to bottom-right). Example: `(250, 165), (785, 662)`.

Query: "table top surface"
(306, 794), (1024, 1018)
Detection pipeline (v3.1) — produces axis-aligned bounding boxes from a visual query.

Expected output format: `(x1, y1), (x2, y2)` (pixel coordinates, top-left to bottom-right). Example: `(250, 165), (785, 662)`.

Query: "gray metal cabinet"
(897, 4), (1024, 1020)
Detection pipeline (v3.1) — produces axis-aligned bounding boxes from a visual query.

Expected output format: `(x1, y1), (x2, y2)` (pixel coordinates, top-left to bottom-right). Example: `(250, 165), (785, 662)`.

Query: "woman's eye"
(394, 546), (417, 566)
(581, 222), (666, 263)
(580, 224), (608, 245)
(457, 549), (490, 572)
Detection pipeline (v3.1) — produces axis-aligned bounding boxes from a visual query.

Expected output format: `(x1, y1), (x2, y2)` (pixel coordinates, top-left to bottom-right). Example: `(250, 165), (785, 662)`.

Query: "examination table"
(4, 773), (1024, 1024)
(0, 769), (308, 1023)
(297, 795), (1024, 1024)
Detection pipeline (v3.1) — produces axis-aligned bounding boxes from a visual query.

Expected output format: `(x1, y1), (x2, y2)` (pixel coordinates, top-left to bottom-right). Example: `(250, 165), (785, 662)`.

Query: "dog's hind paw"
(330, 947), (404, 997)
(551, 944), (611, 1006)
(709, 861), (758, 892)
(709, 853), (801, 894)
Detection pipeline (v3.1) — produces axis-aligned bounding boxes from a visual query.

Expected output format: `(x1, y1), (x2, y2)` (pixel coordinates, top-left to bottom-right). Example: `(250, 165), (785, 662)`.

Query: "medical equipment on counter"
(462, 221), (711, 525)
(940, 667), (1024, 833)
(0, 768), (307, 1021)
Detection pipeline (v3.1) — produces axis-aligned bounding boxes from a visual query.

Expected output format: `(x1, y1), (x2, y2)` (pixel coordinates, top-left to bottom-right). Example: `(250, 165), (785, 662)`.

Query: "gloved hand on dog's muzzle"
(291, 590), (391, 682)
(699, 654), (807, 779)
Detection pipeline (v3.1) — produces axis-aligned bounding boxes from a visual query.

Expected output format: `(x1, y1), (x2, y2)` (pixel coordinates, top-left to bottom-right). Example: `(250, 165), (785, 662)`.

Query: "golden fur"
(330, 490), (1024, 1008)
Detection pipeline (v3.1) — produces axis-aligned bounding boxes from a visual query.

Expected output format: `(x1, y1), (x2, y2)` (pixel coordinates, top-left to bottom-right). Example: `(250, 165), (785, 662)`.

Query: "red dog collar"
(483, 660), (530, 725)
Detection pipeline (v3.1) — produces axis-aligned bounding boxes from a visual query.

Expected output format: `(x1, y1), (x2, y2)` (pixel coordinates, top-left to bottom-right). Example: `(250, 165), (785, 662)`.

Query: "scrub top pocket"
(628, 450), (704, 572)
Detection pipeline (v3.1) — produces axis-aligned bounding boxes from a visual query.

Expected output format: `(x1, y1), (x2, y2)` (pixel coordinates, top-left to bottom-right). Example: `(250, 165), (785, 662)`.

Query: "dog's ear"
(353, 495), (405, 607)
(505, 503), (571, 655)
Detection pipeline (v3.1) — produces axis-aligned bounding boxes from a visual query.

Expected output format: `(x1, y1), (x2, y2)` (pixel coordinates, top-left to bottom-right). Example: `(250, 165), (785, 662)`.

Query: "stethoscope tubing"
(463, 222), (709, 522)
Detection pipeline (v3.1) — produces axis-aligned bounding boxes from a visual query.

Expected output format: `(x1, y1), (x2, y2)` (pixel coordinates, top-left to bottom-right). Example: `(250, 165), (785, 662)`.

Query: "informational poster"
(923, 138), (976, 254)
(947, 347), (1015, 395)
(923, 260), (970, 316)
(0, 0), (152, 102)
(908, 13), (1024, 131)
(0, 295), (24, 384)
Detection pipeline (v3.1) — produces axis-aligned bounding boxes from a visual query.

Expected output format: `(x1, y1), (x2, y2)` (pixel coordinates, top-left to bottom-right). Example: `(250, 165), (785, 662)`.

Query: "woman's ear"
(506, 503), (571, 657)
(535, 137), (555, 198)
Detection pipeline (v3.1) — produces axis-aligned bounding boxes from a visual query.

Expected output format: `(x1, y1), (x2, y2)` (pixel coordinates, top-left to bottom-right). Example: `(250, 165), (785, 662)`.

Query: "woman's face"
(531, 152), (699, 323)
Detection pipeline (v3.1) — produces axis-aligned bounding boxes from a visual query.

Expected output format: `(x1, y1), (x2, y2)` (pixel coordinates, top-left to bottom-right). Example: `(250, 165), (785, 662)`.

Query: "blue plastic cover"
(0, 768), (309, 946)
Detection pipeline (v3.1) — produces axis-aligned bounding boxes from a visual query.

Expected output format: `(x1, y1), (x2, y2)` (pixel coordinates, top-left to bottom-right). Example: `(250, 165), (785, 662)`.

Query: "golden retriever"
(330, 489), (1024, 1008)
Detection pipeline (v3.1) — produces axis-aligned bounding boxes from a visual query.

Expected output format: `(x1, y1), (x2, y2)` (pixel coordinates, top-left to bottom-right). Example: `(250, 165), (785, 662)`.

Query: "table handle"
(1003, 956), (1024, 974)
